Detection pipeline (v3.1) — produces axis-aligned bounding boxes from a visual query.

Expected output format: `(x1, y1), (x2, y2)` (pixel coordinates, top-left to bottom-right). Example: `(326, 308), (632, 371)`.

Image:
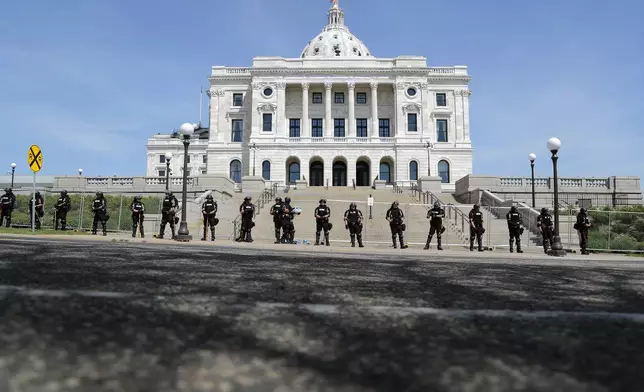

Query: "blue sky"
(1, 0), (643, 181)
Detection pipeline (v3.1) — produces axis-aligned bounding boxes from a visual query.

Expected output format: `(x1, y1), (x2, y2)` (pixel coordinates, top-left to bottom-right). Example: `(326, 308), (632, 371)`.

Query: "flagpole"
(199, 86), (203, 126)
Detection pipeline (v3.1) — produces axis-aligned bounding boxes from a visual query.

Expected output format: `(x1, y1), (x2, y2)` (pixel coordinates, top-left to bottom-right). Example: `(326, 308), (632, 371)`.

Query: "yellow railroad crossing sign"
(28, 145), (43, 172)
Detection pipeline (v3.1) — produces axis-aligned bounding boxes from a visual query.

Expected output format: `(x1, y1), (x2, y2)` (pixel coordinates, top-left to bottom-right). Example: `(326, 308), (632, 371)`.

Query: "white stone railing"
(226, 67), (250, 74)
(268, 136), (398, 144)
(497, 177), (609, 190)
(428, 67), (456, 74)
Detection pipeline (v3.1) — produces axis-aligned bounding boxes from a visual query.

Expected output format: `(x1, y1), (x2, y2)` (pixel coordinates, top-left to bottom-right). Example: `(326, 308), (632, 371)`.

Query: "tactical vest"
(0, 195), (10, 206)
(316, 206), (329, 218)
(162, 197), (174, 209)
(93, 199), (104, 211)
(507, 212), (521, 227)
(242, 203), (254, 216)
(470, 210), (483, 225)
(429, 207), (444, 222)
(132, 202), (144, 213)
(539, 214), (553, 227)
(346, 209), (360, 223)
(203, 201), (216, 214)
(389, 208), (403, 224)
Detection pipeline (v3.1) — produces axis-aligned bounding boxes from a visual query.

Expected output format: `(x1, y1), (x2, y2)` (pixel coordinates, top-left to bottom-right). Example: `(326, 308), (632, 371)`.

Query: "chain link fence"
(6, 191), (164, 235)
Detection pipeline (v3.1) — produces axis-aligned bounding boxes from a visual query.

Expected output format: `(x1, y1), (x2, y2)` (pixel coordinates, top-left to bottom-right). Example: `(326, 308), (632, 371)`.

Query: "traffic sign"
(28, 145), (43, 172)
(367, 197), (374, 206)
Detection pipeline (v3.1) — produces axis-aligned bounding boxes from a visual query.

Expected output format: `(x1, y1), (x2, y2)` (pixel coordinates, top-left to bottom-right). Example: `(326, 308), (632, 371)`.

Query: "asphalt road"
(0, 238), (643, 392)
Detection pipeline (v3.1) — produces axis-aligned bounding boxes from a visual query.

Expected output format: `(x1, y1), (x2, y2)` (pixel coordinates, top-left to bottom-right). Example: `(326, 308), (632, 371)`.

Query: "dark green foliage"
(587, 205), (644, 251)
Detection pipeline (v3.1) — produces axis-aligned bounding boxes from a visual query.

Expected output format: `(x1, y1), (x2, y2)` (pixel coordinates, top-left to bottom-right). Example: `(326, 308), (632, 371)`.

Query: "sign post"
(28, 145), (43, 233)
(367, 194), (374, 220)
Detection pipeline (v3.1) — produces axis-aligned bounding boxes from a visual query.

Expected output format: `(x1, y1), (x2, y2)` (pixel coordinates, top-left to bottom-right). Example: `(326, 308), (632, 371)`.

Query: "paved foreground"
(0, 238), (643, 392)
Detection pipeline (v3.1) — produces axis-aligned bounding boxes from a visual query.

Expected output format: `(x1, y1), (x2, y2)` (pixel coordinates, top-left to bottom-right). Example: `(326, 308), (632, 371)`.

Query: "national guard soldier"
(237, 196), (255, 242)
(574, 207), (591, 255)
(506, 205), (524, 253)
(54, 190), (72, 231)
(91, 191), (109, 236)
(537, 207), (554, 254)
(201, 194), (218, 241)
(344, 202), (364, 248)
(29, 191), (45, 230)
(158, 190), (179, 239)
(386, 201), (408, 249)
(283, 197), (300, 243)
(314, 198), (332, 246)
(424, 201), (445, 250)
(270, 197), (284, 244)
(280, 206), (295, 244)
(468, 203), (485, 252)
(131, 196), (145, 238)
(0, 188), (16, 228)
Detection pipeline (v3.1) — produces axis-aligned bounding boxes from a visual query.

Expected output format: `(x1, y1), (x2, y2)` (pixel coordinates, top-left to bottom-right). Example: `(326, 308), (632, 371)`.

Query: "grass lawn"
(0, 227), (90, 236)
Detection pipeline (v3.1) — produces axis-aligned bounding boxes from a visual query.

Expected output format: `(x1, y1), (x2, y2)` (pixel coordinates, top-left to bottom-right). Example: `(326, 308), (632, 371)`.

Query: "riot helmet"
(134, 195), (142, 201)
(580, 207), (587, 214)
(284, 197), (291, 204)
(319, 198), (327, 204)
(392, 201), (399, 208)
(206, 194), (213, 200)
(541, 207), (548, 214)
(244, 196), (251, 202)
(4, 188), (10, 193)
(510, 205), (517, 213)
(96, 191), (104, 198)
(61, 190), (68, 196)
(434, 201), (440, 208)
(473, 203), (480, 210)
(350, 202), (357, 209)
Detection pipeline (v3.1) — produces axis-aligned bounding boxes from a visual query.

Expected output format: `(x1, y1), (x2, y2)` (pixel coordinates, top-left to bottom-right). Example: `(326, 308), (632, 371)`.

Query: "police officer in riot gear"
(0, 188), (16, 228)
(283, 197), (299, 243)
(270, 197), (284, 243)
(424, 201), (445, 250)
(468, 203), (484, 252)
(386, 201), (408, 249)
(237, 196), (255, 242)
(91, 191), (108, 236)
(575, 207), (591, 255)
(158, 190), (179, 239)
(344, 202), (364, 248)
(537, 207), (554, 254)
(314, 198), (331, 246)
(29, 191), (45, 230)
(201, 194), (218, 241)
(131, 196), (145, 238)
(280, 206), (295, 244)
(506, 205), (524, 253)
(54, 190), (72, 231)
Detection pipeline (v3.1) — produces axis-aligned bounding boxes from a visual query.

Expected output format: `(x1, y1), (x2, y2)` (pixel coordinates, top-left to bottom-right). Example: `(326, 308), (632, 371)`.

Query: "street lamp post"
(10, 163), (16, 187)
(547, 137), (565, 257)
(425, 141), (433, 176)
(78, 168), (83, 176)
(252, 143), (257, 176)
(164, 152), (173, 191)
(174, 123), (195, 242)
(529, 153), (536, 208)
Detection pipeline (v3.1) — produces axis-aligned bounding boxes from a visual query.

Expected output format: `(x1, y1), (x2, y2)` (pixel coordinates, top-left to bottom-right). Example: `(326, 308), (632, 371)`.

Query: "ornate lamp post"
(78, 168), (83, 176)
(529, 153), (536, 208)
(164, 152), (173, 191)
(252, 143), (257, 176)
(547, 137), (566, 257)
(174, 123), (195, 242)
(10, 163), (16, 187)
(425, 141), (433, 176)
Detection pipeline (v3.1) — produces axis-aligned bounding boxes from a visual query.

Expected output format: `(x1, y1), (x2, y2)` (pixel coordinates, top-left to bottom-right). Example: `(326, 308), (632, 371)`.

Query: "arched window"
(229, 159), (242, 184)
(379, 162), (391, 184)
(288, 162), (300, 184)
(438, 160), (450, 184)
(262, 161), (271, 180)
(409, 161), (418, 181)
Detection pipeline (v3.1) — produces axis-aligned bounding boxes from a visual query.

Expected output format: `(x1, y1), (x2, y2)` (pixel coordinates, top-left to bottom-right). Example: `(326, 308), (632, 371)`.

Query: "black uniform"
(314, 201), (331, 246)
(29, 192), (45, 230)
(537, 209), (554, 253)
(0, 189), (16, 228)
(280, 209), (295, 243)
(201, 196), (218, 241)
(424, 203), (445, 250)
(91, 193), (108, 236)
(344, 204), (364, 247)
(237, 198), (255, 242)
(386, 203), (408, 249)
(54, 191), (72, 231)
(270, 198), (284, 243)
(575, 209), (591, 255)
(468, 205), (484, 251)
(131, 197), (145, 238)
(506, 206), (523, 253)
(159, 191), (178, 239)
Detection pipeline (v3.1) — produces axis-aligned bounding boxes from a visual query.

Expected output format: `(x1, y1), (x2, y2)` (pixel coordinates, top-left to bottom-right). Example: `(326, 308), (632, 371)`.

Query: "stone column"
(463, 90), (471, 142)
(420, 82), (431, 139)
(347, 81), (355, 137)
(454, 89), (464, 142)
(324, 81), (333, 137)
(301, 82), (309, 138)
(276, 81), (286, 137)
(370, 82), (379, 137)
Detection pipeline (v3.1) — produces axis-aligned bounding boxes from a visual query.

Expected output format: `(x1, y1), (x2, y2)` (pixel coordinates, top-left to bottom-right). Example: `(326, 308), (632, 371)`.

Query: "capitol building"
(146, 1), (472, 190)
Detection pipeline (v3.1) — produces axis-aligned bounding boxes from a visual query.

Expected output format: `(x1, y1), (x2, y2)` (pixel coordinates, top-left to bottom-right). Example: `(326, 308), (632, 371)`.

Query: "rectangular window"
(158, 170), (165, 177)
(231, 119), (243, 142)
(201, 170), (207, 174)
(436, 119), (448, 142)
(334, 118), (345, 137)
(159, 155), (166, 164)
(334, 92), (344, 104)
(233, 93), (243, 107)
(356, 92), (367, 104)
(262, 113), (272, 132)
(202, 155), (207, 164)
(311, 118), (323, 138)
(378, 118), (390, 137)
(436, 93), (447, 107)
(289, 119), (301, 137)
(356, 118), (368, 137)
(407, 113), (417, 132)
(312, 92), (323, 104)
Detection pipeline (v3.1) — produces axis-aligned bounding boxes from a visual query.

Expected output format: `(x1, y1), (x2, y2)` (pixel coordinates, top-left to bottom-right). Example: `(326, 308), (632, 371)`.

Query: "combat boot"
(470, 237), (474, 251)
(171, 227), (176, 239)
(424, 235), (432, 250)
(315, 233), (321, 246)
(399, 234), (408, 249)
(324, 233), (330, 246)
(509, 239), (514, 253)
(516, 241), (523, 253)
(201, 226), (207, 241)
(210, 228), (216, 241)
(275, 229), (281, 244)
(437, 236), (443, 251)
(350, 234), (356, 247)
(132, 227), (137, 238)
(246, 231), (253, 242)
(357, 234), (364, 248)
(392, 235), (398, 248)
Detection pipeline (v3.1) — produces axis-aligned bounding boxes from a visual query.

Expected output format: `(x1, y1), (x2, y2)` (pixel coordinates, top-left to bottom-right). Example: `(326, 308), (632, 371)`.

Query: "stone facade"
(145, 4), (473, 191)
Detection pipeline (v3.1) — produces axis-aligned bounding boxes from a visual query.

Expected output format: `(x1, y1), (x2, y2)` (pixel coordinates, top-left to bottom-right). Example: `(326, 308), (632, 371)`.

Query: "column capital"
(301, 81), (310, 90)
(370, 81), (379, 90)
(276, 81), (286, 90)
(208, 89), (225, 97)
(347, 81), (355, 90)
(324, 81), (333, 91)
